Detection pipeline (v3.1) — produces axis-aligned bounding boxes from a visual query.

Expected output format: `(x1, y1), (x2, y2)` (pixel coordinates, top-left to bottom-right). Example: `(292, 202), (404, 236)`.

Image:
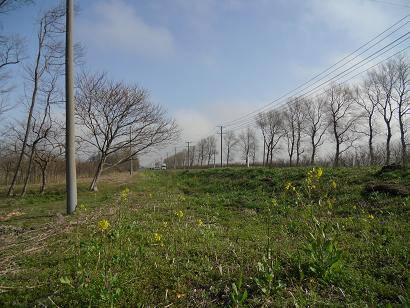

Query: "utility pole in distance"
(186, 141), (191, 169)
(129, 127), (133, 175)
(217, 126), (224, 167)
(66, 0), (77, 214)
(174, 147), (177, 169)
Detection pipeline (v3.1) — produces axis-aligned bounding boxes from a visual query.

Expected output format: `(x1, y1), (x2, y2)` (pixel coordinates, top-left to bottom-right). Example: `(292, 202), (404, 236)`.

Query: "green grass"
(0, 167), (409, 306)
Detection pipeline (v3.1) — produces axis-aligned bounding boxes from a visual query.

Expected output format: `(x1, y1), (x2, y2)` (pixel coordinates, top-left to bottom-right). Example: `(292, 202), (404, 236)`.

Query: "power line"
(223, 13), (409, 127)
(226, 44), (410, 132)
(371, 0), (410, 9)
(224, 32), (410, 131)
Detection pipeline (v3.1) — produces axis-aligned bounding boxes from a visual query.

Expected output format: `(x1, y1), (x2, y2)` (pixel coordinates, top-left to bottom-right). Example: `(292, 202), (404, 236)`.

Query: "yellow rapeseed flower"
(317, 167), (323, 178)
(368, 214), (375, 220)
(153, 232), (162, 242)
(120, 187), (130, 202)
(197, 219), (204, 226)
(331, 180), (337, 189)
(285, 181), (293, 190)
(98, 219), (110, 232)
(78, 203), (87, 211)
(175, 210), (184, 218)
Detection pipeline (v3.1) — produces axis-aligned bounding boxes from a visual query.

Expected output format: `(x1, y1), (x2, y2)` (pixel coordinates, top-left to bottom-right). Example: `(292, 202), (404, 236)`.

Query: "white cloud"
(304, 0), (399, 41)
(173, 109), (215, 142)
(78, 0), (175, 57)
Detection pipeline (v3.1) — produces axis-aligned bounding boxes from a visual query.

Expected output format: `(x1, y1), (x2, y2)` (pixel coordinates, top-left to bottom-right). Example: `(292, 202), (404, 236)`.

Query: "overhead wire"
(222, 30), (410, 130)
(223, 14), (409, 127)
(225, 44), (410, 132)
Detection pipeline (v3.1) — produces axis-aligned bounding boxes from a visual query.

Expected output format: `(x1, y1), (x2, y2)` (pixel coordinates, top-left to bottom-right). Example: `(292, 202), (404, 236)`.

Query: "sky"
(2, 0), (409, 165)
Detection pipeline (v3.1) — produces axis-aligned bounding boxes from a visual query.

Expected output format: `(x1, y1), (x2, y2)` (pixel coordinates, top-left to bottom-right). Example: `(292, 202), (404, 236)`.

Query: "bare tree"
(76, 72), (179, 191)
(283, 97), (306, 166)
(0, 133), (19, 185)
(20, 73), (59, 196)
(33, 124), (64, 194)
(7, 5), (65, 196)
(0, 0), (33, 13)
(223, 130), (238, 166)
(353, 75), (380, 165)
(238, 127), (256, 166)
(256, 110), (284, 165)
(196, 138), (206, 166)
(326, 84), (359, 167)
(189, 145), (196, 166)
(0, 34), (24, 117)
(392, 54), (410, 165)
(374, 60), (398, 165)
(304, 96), (328, 164)
(204, 135), (217, 166)
(0, 0), (34, 116)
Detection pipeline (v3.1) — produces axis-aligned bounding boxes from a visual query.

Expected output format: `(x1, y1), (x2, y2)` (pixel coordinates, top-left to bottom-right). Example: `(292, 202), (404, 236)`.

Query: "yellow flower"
(78, 203), (87, 211)
(271, 198), (277, 207)
(153, 232), (162, 242)
(317, 167), (323, 178)
(368, 214), (375, 220)
(120, 187), (130, 202)
(197, 219), (204, 226)
(331, 180), (337, 189)
(285, 181), (293, 190)
(98, 219), (110, 232)
(175, 210), (184, 218)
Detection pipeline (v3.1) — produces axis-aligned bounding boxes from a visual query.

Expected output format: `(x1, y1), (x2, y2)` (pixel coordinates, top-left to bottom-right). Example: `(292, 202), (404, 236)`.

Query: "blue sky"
(2, 0), (409, 163)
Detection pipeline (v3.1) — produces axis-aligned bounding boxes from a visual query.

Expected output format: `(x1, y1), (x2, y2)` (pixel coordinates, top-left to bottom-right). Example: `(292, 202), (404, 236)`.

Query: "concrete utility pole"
(186, 141), (191, 169)
(66, 0), (77, 214)
(217, 126), (223, 167)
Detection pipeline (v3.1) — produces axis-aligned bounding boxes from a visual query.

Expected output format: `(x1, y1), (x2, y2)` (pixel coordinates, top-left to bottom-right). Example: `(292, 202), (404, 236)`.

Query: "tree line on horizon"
(165, 53), (410, 169)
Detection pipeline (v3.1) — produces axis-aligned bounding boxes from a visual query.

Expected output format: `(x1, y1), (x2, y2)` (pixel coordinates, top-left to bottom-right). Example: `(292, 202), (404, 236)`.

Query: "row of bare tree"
(0, 2), (179, 195)
(166, 54), (409, 168)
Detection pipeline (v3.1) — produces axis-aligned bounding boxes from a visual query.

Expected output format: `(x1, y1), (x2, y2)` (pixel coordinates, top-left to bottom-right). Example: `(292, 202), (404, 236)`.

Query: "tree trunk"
(266, 146), (270, 166)
(90, 157), (105, 192)
(296, 131), (302, 166)
(332, 117), (340, 167)
(262, 138), (266, 166)
(7, 25), (43, 197)
(399, 115), (407, 165)
(310, 134), (316, 165)
(21, 147), (36, 197)
(334, 141), (340, 167)
(386, 125), (392, 165)
(368, 121), (375, 165)
(40, 162), (48, 194)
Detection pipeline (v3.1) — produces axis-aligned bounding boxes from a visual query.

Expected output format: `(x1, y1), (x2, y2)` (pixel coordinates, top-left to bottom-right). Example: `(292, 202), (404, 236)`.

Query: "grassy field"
(0, 166), (409, 307)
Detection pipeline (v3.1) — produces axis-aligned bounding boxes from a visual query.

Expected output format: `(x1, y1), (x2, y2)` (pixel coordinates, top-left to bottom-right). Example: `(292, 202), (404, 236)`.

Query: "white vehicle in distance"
(161, 163), (167, 170)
